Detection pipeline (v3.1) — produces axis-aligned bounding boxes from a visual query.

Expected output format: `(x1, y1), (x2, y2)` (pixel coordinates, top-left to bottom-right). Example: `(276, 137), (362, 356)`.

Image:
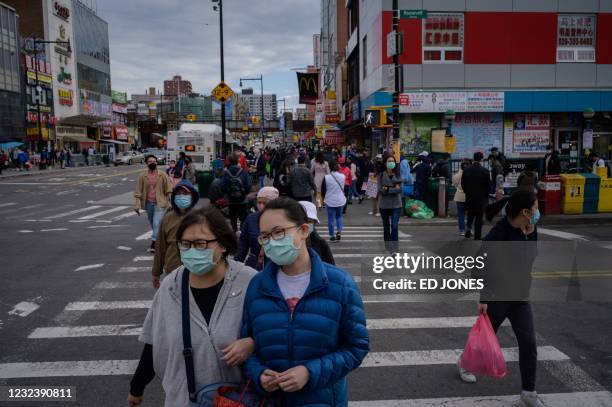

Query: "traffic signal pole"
(219, 0), (227, 158)
(392, 0), (400, 144)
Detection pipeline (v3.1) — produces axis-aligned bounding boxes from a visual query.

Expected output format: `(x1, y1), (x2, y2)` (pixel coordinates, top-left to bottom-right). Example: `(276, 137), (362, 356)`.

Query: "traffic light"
(364, 108), (387, 127)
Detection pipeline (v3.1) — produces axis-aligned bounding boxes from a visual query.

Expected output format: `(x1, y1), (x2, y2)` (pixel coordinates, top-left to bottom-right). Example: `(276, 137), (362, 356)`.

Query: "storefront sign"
(58, 89), (73, 106)
(503, 116), (516, 158)
(54, 1), (70, 20)
(112, 103), (128, 114)
(583, 129), (594, 149)
(558, 15), (595, 47)
(400, 92), (505, 113)
(26, 127), (50, 140)
(324, 130), (344, 145)
(111, 90), (128, 104)
(446, 113), (503, 159)
(57, 67), (72, 85)
(114, 125), (129, 141)
(27, 71), (52, 84)
(513, 114), (550, 154)
(56, 126), (87, 138)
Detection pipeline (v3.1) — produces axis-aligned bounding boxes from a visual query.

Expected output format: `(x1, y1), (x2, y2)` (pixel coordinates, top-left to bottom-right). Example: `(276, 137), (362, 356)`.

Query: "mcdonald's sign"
(297, 72), (318, 105)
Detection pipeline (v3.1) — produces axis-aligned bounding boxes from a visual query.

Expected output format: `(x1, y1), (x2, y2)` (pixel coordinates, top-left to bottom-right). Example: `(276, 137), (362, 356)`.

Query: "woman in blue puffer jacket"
(241, 197), (370, 406)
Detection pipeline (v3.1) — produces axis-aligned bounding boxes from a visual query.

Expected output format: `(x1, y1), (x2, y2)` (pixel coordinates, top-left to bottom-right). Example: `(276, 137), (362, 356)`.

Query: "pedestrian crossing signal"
(364, 109), (387, 127)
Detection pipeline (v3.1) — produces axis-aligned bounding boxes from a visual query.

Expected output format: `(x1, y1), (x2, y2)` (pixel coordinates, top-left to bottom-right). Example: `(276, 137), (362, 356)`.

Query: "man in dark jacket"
(544, 146), (561, 175)
(490, 147), (509, 176)
(289, 155), (316, 201)
(254, 149), (267, 189)
(221, 153), (252, 232)
(461, 151), (491, 240)
(431, 153), (451, 179)
(411, 152), (432, 200)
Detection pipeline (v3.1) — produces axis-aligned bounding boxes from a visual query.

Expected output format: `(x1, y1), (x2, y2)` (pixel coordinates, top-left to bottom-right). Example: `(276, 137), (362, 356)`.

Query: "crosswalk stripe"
(0, 360), (138, 379)
(44, 206), (102, 219)
(117, 266), (150, 273)
(94, 281), (150, 289)
(77, 206), (128, 220)
(361, 346), (569, 368)
(348, 391), (612, 407)
(0, 202), (17, 208)
(0, 203), (43, 215)
(28, 325), (142, 339)
(538, 227), (588, 241)
(133, 256), (153, 262)
(335, 249), (424, 258)
(136, 231), (152, 240)
(331, 239), (413, 242)
(111, 211), (138, 221)
(367, 317), (509, 330)
(64, 301), (151, 311)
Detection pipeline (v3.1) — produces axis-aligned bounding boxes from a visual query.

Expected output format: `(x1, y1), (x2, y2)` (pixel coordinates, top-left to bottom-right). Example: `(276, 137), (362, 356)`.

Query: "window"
(557, 14), (596, 62)
(423, 13), (464, 63)
(362, 35), (367, 79)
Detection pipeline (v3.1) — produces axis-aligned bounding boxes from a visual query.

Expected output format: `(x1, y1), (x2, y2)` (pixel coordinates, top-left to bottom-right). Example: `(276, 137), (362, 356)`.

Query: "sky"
(97, 0), (319, 111)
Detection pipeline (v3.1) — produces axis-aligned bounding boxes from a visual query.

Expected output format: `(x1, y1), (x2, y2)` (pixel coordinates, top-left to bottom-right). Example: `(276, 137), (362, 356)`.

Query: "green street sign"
(400, 10), (428, 19)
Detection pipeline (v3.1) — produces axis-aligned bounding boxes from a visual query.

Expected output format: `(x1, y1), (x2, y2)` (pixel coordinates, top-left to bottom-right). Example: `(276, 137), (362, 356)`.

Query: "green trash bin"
(425, 177), (440, 214)
(197, 171), (214, 199)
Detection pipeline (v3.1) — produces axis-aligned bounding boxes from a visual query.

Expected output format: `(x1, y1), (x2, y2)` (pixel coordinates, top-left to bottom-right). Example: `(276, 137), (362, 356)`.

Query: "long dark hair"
(315, 151), (325, 164)
(259, 197), (308, 227)
(176, 206), (238, 258)
(486, 190), (537, 222)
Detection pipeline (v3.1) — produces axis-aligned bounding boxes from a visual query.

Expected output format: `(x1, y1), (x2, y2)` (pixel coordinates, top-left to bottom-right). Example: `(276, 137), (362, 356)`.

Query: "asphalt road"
(0, 165), (611, 406)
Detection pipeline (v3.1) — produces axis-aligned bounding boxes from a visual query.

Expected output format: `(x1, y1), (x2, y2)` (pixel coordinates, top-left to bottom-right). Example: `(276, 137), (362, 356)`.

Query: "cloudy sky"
(97, 0), (319, 110)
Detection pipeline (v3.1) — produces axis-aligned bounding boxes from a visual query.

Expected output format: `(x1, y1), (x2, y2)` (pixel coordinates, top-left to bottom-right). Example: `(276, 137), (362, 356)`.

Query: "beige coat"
(134, 170), (172, 210)
(452, 169), (466, 202)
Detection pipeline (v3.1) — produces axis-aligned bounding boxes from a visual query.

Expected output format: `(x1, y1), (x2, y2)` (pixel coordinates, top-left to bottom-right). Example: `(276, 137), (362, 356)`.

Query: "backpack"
(226, 168), (245, 202)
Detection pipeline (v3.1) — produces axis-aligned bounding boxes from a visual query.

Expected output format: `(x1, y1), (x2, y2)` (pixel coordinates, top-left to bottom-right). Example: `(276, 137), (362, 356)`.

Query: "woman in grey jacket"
(378, 155), (403, 253)
(128, 206), (257, 407)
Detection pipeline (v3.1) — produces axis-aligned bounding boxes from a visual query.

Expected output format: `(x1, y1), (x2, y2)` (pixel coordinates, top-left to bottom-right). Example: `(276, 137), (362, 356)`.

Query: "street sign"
(211, 82), (234, 103)
(386, 31), (404, 58)
(186, 114), (196, 122)
(400, 10), (427, 19)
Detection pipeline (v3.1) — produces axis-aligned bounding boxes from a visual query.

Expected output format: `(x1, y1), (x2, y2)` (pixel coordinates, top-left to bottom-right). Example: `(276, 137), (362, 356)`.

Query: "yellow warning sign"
(211, 82), (234, 103)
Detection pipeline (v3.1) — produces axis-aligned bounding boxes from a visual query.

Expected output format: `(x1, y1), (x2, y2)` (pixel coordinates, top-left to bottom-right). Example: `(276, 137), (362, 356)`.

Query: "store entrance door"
(555, 129), (580, 156)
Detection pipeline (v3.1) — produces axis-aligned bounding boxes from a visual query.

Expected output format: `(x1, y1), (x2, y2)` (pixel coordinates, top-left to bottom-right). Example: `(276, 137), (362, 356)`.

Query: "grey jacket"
(140, 260), (257, 407)
(289, 164), (316, 198)
(378, 171), (403, 209)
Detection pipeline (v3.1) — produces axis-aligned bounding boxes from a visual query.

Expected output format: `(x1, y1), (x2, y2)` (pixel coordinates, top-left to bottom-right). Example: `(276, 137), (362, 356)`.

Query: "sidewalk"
(322, 195), (612, 227)
(0, 164), (110, 180)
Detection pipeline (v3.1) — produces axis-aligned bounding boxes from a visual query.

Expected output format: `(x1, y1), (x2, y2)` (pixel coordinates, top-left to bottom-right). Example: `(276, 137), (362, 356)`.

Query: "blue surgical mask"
(263, 234), (301, 266)
(530, 209), (541, 225)
(180, 248), (216, 276)
(175, 195), (192, 210)
(387, 162), (396, 170)
(307, 223), (314, 234)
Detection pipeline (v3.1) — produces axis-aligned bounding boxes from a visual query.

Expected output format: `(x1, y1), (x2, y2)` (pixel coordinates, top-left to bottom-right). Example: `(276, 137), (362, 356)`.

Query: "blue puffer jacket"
(241, 249), (370, 406)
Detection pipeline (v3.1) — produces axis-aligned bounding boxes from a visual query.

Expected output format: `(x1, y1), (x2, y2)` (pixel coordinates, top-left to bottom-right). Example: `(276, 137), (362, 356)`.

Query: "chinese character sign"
(424, 14), (463, 47)
(558, 15), (596, 48)
(513, 114), (550, 154)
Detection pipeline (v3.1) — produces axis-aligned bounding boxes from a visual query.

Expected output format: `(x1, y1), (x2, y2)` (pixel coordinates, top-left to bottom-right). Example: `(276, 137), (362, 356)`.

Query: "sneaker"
(456, 357), (476, 383)
(459, 231), (465, 236)
(336, 233), (341, 241)
(329, 236), (337, 242)
(520, 391), (544, 407)
(359, 197), (364, 204)
(464, 230), (472, 239)
(375, 212), (380, 217)
(368, 211), (374, 215)
(148, 241), (156, 253)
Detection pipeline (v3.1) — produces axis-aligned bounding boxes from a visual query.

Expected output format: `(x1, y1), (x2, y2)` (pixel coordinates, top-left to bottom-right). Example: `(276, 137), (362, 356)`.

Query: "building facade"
(0, 3), (24, 145)
(236, 88), (278, 120)
(164, 75), (192, 98)
(350, 0), (612, 161)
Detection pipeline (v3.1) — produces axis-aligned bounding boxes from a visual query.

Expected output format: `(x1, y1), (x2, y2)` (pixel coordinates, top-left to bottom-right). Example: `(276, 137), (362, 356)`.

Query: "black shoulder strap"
(181, 269), (197, 402)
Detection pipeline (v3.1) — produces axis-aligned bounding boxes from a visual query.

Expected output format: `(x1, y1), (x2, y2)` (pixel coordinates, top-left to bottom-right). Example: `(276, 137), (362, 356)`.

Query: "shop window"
(423, 13), (464, 63)
(557, 14), (596, 62)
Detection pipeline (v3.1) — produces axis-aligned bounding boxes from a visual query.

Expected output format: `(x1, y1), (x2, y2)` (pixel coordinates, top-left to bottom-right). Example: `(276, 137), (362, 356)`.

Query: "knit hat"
(257, 186), (279, 200)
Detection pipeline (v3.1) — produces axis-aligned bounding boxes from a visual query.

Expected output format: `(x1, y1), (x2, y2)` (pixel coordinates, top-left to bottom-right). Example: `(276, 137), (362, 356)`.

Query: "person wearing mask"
(544, 146), (561, 176)
(338, 156), (352, 214)
(589, 152), (606, 175)
(452, 159), (470, 236)
(411, 152), (431, 201)
(517, 163), (539, 193)
(221, 153), (252, 232)
(490, 147), (509, 176)
(458, 190), (543, 407)
(378, 156), (403, 253)
(321, 160), (347, 242)
(254, 149), (267, 189)
(312, 151), (330, 209)
(400, 155), (414, 197)
(299, 200), (335, 265)
(347, 156), (362, 204)
(461, 152), (491, 240)
(128, 207), (257, 407)
(134, 155), (173, 253)
(365, 155), (382, 216)
(151, 180), (200, 289)
(174, 152), (186, 180)
(273, 158), (292, 197)
(183, 156), (197, 186)
(235, 186), (279, 271)
(288, 155), (316, 202)
(241, 197), (369, 405)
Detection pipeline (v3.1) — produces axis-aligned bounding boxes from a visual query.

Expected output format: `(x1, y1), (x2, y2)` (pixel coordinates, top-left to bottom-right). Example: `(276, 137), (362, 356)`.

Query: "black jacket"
(431, 159), (450, 179)
(308, 229), (335, 265)
(461, 162), (491, 213)
(545, 153), (561, 175)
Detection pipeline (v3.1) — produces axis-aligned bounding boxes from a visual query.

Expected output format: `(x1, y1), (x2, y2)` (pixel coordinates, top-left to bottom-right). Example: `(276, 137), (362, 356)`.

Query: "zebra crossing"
(0, 226), (611, 406)
(1, 202), (141, 226)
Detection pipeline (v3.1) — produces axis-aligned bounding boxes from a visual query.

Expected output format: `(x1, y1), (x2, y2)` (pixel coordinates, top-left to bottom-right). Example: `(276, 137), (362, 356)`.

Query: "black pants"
(342, 186), (350, 214)
(293, 196), (312, 203)
(466, 211), (483, 239)
(228, 204), (248, 232)
(487, 301), (537, 392)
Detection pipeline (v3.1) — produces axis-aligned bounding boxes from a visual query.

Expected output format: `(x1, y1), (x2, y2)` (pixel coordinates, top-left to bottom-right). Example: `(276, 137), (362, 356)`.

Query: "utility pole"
(218, 0), (227, 158)
(260, 74), (264, 148)
(392, 0), (401, 144)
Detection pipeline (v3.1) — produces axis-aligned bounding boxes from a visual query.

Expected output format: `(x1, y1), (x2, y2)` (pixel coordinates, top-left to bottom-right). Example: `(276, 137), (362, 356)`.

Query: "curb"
(0, 164), (115, 180)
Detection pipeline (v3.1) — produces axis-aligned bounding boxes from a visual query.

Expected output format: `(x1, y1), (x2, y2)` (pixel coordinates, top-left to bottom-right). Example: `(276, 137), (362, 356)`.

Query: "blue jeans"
(349, 180), (360, 200)
(145, 201), (165, 241)
(456, 201), (466, 232)
(326, 205), (343, 237)
(380, 207), (401, 252)
(258, 174), (265, 188)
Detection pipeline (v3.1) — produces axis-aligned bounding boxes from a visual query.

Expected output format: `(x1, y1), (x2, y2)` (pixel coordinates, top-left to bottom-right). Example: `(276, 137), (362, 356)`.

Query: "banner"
(445, 113), (503, 159)
(512, 114), (550, 154)
(297, 72), (319, 105)
(399, 92), (504, 113)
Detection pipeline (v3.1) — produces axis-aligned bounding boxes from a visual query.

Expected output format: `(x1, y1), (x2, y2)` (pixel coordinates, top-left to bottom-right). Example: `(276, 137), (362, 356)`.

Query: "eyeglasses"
(257, 225), (301, 245)
(177, 239), (218, 251)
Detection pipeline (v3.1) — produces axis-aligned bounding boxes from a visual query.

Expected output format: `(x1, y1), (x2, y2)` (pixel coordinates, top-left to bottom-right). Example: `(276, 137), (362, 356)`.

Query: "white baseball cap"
(420, 151), (429, 157)
(299, 201), (320, 224)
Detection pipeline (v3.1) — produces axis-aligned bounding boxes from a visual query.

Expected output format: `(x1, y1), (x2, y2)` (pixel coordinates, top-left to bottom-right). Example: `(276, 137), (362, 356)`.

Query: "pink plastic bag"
(460, 313), (507, 378)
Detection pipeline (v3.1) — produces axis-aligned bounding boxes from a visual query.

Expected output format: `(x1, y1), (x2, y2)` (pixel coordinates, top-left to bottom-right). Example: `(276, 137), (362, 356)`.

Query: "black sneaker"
(336, 233), (341, 241)
(330, 236), (337, 242)
(148, 241), (156, 253)
(464, 230), (472, 239)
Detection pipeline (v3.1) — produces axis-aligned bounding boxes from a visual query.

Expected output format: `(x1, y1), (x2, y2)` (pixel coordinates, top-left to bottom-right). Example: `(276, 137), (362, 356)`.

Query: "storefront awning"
(100, 139), (130, 145)
(62, 135), (96, 144)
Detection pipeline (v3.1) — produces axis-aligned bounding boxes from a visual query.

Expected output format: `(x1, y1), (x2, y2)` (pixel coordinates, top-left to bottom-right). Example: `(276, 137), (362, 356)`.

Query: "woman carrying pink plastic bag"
(458, 190), (543, 407)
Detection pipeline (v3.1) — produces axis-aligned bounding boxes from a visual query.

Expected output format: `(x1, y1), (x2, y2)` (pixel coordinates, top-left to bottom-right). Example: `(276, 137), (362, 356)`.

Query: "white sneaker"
(456, 357), (476, 383)
(368, 211), (374, 215)
(520, 391), (544, 407)
(375, 212), (380, 217)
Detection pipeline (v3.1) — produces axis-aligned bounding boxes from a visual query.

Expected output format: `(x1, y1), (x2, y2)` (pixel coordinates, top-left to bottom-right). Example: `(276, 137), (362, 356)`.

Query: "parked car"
(114, 151), (144, 165)
(144, 148), (166, 165)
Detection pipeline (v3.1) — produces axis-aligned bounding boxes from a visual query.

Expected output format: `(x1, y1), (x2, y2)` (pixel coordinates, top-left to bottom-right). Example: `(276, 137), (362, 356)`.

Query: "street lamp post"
(240, 75), (265, 148)
(277, 98), (287, 146)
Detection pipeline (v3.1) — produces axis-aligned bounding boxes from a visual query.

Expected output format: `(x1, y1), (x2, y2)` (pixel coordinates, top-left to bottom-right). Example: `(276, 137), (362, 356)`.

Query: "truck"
(166, 123), (239, 172)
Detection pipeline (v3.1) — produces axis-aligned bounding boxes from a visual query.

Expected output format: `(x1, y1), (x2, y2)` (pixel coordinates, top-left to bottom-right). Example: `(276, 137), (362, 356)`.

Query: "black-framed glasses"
(257, 225), (301, 245)
(177, 239), (218, 251)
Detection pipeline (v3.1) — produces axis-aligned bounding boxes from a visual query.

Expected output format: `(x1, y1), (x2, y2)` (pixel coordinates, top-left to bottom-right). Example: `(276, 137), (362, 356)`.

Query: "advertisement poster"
(400, 92), (504, 113)
(444, 113), (503, 159)
(399, 114), (439, 155)
(503, 116), (516, 158)
(513, 114), (550, 154)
